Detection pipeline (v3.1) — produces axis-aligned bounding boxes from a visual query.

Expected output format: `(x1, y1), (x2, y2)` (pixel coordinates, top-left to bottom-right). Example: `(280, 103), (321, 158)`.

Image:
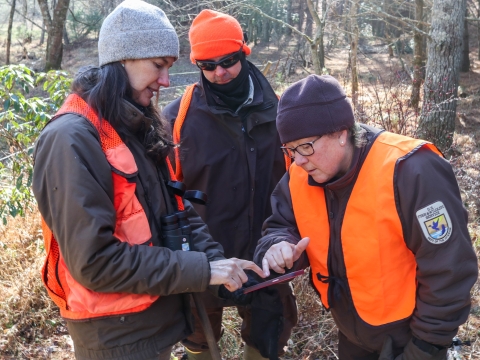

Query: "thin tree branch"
(239, 3), (314, 44)
(68, 8), (102, 28)
(4, 0), (46, 31)
(362, 6), (431, 38)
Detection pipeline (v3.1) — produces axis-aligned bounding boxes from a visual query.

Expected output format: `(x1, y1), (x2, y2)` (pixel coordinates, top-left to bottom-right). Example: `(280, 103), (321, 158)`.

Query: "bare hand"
(261, 237), (310, 276)
(209, 258), (266, 291)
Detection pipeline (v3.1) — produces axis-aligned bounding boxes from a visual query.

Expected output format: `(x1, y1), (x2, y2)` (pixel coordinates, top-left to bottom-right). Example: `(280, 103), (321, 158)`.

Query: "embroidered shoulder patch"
(416, 201), (452, 244)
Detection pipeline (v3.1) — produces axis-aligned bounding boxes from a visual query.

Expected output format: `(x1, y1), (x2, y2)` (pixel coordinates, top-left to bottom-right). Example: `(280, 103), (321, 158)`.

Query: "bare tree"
(238, 0), (329, 75)
(37, 0), (70, 70)
(6, 0), (17, 65)
(478, 0), (480, 59)
(306, 0), (328, 73)
(418, 0), (466, 152)
(461, 7), (470, 71)
(349, 0), (359, 105)
(410, 0), (425, 109)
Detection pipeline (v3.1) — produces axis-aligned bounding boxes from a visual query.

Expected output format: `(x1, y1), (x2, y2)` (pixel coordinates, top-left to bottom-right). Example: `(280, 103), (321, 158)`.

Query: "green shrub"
(0, 65), (71, 224)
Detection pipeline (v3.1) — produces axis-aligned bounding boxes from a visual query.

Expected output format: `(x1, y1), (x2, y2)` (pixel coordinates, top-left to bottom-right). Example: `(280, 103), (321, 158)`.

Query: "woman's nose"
(157, 70), (170, 87)
(294, 153), (308, 166)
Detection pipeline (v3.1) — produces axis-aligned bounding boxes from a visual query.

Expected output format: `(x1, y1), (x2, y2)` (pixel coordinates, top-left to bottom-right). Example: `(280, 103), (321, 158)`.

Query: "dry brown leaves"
(0, 212), (74, 359)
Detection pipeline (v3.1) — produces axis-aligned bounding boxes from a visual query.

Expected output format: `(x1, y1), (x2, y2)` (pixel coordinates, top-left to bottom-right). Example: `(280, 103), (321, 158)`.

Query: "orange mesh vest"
(289, 131), (442, 326)
(172, 84), (291, 181)
(40, 94), (184, 320)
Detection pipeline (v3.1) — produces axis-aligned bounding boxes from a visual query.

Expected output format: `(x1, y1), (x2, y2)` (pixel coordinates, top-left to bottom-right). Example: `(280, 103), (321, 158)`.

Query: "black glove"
(250, 286), (284, 360)
(217, 272), (259, 306)
(380, 336), (447, 360)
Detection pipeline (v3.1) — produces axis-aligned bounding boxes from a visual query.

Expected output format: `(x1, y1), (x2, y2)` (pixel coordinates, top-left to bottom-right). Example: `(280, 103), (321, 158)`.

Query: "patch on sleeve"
(415, 201), (452, 244)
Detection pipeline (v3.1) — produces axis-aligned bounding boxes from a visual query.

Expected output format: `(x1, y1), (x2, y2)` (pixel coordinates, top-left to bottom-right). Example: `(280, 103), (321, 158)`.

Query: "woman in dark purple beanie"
(254, 74), (478, 360)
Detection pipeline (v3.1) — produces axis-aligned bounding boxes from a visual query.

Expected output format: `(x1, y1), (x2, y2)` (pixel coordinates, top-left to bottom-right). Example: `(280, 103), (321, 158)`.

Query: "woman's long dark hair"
(71, 63), (174, 160)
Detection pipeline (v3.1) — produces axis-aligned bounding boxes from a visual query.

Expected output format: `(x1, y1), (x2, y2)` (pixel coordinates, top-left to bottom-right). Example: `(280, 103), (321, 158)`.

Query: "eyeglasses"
(195, 47), (243, 71)
(280, 136), (322, 159)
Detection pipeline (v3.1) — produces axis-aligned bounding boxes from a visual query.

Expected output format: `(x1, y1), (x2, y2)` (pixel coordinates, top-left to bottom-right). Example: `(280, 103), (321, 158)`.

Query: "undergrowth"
(0, 66), (479, 359)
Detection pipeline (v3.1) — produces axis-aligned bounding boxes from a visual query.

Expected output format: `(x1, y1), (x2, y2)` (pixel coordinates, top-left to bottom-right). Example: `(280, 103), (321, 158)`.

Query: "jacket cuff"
(403, 337), (448, 360)
(177, 251), (210, 293)
(412, 337), (446, 352)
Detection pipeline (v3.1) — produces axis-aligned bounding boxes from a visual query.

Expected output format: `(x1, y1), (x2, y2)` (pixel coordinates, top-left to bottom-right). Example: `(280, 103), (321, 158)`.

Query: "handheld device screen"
(242, 269), (306, 294)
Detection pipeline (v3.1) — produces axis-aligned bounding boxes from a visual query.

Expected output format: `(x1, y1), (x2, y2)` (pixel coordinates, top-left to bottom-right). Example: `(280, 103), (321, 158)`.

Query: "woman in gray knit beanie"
(32, 1), (264, 360)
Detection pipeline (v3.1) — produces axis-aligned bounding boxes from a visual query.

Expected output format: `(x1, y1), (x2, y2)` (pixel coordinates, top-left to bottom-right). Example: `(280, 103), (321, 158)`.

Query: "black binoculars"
(160, 211), (192, 251)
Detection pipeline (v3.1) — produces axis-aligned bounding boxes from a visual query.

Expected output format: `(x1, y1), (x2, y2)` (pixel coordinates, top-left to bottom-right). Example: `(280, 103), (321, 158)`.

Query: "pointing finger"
(293, 237), (310, 261)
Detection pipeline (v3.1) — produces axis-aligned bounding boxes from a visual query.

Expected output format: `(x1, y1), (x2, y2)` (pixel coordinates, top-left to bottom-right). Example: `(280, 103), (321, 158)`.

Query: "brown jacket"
(163, 62), (285, 261)
(254, 125), (478, 352)
(32, 100), (224, 359)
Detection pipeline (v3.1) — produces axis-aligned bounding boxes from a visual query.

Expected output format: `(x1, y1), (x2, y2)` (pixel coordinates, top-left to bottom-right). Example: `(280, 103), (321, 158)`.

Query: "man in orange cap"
(163, 9), (297, 360)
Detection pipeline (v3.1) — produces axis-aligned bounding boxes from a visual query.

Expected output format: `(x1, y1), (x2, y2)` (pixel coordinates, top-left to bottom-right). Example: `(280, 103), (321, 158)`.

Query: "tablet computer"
(242, 269), (306, 294)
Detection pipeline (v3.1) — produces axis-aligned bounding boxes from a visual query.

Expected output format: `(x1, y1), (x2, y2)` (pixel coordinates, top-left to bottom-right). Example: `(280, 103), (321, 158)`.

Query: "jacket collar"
(308, 125), (383, 191)
(121, 100), (153, 134)
(199, 62), (269, 112)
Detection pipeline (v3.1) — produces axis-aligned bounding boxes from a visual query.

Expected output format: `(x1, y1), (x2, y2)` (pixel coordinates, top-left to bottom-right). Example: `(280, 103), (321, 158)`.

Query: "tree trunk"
(63, 24), (70, 45)
(298, 0), (305, 33)
(418, 0), (466, 152)
(306, 0), (327, 73)
(38, 0), (71, 71)
(22, 0), (27, 25)
(320, 0), (327, 69)
(350, 0), (359, 106)
(461, 7), (470, 72)
(410, 0), (425, 109)
(6, 0), (16, 65)
(342, 0), (350, 42)
(40, 21), (46, 45)
(286, 0), (293, 35)
(247, 14), (254, 44)
(478, 0), (480, 60)
(262, 18), (270, 45)
(305, 4), (313, 37)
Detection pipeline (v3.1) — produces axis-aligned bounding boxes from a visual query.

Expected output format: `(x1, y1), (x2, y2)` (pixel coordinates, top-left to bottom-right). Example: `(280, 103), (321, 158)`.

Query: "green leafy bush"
(0, 65), (71, 224)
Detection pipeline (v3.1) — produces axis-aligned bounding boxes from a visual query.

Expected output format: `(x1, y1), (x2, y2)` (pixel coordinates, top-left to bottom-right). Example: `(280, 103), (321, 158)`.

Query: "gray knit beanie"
(277, 75), (355, 144)
(98, 0), (179, 66)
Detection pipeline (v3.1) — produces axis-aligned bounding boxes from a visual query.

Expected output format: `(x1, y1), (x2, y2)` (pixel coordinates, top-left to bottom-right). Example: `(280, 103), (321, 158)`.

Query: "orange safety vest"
(40, 94), (184, 320)
(172, 84), (291, 181)
(289, 131), (443, 326)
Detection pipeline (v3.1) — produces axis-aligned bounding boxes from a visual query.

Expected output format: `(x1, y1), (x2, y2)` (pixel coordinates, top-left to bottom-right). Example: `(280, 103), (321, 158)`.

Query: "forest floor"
(0, 35), (479, 359)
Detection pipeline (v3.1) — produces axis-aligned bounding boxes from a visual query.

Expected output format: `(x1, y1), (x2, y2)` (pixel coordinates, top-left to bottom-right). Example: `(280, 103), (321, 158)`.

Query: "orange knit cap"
(189, 9), (251, 63)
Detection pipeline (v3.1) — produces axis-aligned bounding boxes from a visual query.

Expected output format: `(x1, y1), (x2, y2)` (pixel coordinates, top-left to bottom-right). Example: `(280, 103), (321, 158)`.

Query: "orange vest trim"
(172, 84), (292, 181)
(41, 94), (174, 320)
(289, 131), (442, 326)
(173, 84), (197, 182)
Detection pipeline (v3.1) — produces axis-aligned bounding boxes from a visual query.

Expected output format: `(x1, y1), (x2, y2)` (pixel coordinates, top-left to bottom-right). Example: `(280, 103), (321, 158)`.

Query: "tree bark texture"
(6, 0), (16, 65)
(38, 0), (70, 71)
(298, 0), (305, 33)
(350, 0), (359, 105)
(306, 0), (325, 74)
(286, 0), (293, 35)
(461, 7), (470, 72)
(410, 0), (425, 109)
(418, 0), (466, 152)
(478, 0), (480, 60)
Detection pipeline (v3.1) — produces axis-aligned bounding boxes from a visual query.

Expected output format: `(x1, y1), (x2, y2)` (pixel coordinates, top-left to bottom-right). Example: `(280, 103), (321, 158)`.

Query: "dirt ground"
(1, 33), (479, 359)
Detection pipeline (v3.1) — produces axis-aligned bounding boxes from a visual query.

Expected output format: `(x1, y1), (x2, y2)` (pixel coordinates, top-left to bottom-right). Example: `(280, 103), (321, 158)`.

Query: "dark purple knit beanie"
(277, 74), (355, 144)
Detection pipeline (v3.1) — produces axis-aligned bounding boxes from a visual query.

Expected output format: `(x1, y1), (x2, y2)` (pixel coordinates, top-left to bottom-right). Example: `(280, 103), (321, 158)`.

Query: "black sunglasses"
(195, 47), (243, 71)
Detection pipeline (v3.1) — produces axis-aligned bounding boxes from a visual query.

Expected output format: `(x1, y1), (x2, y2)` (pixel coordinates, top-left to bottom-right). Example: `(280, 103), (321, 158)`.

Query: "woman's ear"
(339, 129), (348, 146)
